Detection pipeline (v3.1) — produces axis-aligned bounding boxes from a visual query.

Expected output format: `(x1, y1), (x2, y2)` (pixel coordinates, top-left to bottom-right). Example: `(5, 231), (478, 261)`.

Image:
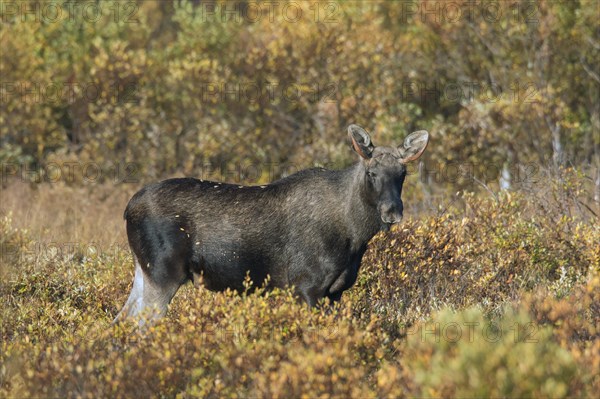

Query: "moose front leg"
(293, 283), (326, 307)
(326, 262), (360, 304)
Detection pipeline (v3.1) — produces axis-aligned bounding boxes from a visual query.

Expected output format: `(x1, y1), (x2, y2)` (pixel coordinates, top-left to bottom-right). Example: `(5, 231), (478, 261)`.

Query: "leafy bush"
(352, 190), (598, 324)
(0, 187), (597, 397)
(0, 212), (31, 278)
(1, 0), (598, 188)
(402, 307), (577, 398)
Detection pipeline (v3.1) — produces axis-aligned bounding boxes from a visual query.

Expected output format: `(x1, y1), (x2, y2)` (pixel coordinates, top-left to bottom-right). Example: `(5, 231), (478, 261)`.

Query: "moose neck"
(344, 162), (385, 247)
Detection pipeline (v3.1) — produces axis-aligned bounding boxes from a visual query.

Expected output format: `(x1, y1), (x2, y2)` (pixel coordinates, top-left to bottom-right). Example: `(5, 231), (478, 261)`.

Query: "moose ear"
(348, 124), (374, 160)
(397, 130), (429, 163)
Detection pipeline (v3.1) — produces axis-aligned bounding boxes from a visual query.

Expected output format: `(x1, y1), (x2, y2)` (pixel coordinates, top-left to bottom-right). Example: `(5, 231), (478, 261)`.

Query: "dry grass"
(0, 180), (135, 246)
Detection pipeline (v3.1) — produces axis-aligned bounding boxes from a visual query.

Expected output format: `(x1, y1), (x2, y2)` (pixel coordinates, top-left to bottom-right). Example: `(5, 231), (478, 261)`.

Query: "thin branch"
(472, 176), (499, 203)
(586, 35), (600, 51)
(580, 56), (600, 84)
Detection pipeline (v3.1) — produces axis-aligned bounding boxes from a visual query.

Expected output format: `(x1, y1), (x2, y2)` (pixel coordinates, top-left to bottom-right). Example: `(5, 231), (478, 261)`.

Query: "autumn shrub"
(1, 183), (598, 397)
(0, 211), (32, 287)
(400, 306), (578, 398)
(351, 189), (598, 325)
(2, 282), (388, 398)
(523, 273), (600, 394)
(375, 276), (599, 398)
(2, 0), (598, 189)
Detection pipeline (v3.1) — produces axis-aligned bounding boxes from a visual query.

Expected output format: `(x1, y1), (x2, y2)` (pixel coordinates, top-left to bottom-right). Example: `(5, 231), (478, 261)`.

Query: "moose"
(115, 125), (429, 324)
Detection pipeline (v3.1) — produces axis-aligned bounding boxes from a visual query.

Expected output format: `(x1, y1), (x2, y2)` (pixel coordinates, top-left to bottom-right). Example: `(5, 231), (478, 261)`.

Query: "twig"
(472, 176), (499, 203)
(580, 56), (600, 84)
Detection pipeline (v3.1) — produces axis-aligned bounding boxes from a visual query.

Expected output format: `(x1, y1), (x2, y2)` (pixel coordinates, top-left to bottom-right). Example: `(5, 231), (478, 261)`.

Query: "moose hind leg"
(140, 245), (190, 322)
(114, 256), (146, 323)
(114, 256), (183, 325)
(140, 279), (181, 322)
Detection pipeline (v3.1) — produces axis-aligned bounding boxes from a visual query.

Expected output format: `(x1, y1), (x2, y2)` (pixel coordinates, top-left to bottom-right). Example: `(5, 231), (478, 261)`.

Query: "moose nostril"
(380, 205), (403, 224)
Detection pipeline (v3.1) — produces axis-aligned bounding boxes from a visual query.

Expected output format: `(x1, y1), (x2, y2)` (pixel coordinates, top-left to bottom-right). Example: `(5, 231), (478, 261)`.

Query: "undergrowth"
(1, 187), (598, 398)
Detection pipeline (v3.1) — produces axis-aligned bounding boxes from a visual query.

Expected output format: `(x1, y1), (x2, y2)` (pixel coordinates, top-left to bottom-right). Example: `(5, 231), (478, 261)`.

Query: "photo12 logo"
(1, 240), (129, 267)
(406, 320), (540, 344)
(199, 81), (338, 105)
(1, 161), (140, 184)
(0, 1), (140, 24)
(396, 1), (539, 25)
(196, 1), (340, 24)
(0, 81), (139, 105)
(199, 322), (339, 344)
(401, 80), (540, 105)
(415, 161), (540, 186)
